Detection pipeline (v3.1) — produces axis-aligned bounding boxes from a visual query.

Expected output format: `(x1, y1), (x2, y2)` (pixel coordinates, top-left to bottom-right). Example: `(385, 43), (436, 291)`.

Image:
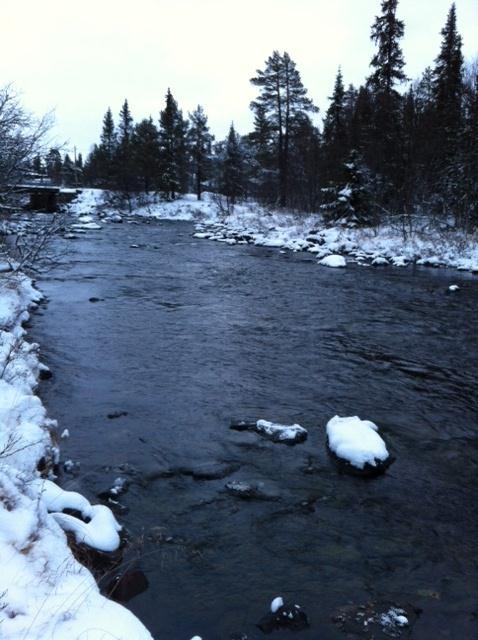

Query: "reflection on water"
(33, 219), (478, 639)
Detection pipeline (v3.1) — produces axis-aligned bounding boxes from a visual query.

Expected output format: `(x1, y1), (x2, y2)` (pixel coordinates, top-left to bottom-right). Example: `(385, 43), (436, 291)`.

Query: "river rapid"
(31, 217), (478, 639)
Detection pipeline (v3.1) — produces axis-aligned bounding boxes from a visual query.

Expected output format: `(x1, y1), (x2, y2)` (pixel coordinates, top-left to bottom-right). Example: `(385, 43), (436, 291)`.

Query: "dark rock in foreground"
(327, 443), (395, 478)
(106, 569), (149, 603)
(257, 601), (309, 633)
(107, 410), (129, 419)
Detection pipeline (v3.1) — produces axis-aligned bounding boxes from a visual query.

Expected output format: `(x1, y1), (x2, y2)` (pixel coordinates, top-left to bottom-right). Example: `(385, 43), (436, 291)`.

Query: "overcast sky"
(1, 0), (477, 157)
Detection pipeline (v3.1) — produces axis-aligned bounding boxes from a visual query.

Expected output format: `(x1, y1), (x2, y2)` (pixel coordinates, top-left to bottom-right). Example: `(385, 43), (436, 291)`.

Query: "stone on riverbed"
(106, 569), (149, 602)
(225, 480), (280, 501)
(230, 418), (307, 445)
(257, 598), (309, 633)
(332, 600), (418, 638)
(326, 415), (393, 477)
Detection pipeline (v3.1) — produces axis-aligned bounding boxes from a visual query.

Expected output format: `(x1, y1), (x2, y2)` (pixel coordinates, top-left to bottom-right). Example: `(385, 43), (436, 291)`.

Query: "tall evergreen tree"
(158, 89), (184, 199)
(456, 61), (478, 228)
(132, 117), (161, 193)
(45, 148), (62, 184)
(322, 67), (348, 183)
(100, 108), (117, 157)
(428, 4), (465, 218)
(367, 0), (407, 202)
(221, 123), (244, 208)
(115, 99), (136, 202)
(432, 4), (464, 169)
(369, 0), (407, 94)
(251, 50), (317, 207)
(95, 107), (117, 187)
(188, 105), (213, 200)
(433, 3), (464, 130)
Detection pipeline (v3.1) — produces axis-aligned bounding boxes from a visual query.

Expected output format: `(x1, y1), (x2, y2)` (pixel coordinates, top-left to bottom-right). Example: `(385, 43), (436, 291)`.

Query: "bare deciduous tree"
(0, 85), (54, 208)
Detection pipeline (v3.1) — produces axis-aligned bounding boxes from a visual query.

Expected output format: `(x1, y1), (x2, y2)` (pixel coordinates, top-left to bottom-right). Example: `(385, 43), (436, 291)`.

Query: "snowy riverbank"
(0, 273), (153, 639)
(68, 189), (478, 274)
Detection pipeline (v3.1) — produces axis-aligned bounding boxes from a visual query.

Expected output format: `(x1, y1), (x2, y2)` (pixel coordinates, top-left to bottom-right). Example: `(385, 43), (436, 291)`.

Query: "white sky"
(1, 0), (477, 157)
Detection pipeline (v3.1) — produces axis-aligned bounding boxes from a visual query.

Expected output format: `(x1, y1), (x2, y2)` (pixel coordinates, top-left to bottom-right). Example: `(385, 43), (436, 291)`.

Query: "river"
(31, 218), (478, 639)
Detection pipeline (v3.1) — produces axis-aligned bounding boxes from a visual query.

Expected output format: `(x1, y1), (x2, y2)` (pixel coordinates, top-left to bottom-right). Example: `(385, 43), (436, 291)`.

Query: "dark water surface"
(32, 219), (478, 639)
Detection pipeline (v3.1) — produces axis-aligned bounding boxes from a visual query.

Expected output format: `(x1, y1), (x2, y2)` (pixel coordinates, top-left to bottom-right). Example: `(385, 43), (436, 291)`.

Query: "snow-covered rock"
(257, 600), (309, 633)
(371, 256), (389, 266)
(230, 418), (307, 445)
(318, 254), (347, 268)
(256, 419), (308, 444)
(326, 415), (392, 476)
(71, 221), (102, 231)
(448, 284), (460, 292)
(271, 596), (284, 613)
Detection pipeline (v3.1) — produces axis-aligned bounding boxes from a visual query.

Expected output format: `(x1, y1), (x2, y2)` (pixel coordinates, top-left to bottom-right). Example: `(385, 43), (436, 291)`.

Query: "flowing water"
(31, 218), (478, 639)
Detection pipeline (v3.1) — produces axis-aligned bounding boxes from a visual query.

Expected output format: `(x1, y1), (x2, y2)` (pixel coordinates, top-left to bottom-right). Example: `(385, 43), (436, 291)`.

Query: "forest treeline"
(42, 2), (478, 229)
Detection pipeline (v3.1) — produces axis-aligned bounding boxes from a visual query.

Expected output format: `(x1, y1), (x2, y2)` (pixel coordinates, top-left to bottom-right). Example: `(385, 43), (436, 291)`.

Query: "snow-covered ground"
(0, 273), (153, 639)
(67, 189), (478, 274)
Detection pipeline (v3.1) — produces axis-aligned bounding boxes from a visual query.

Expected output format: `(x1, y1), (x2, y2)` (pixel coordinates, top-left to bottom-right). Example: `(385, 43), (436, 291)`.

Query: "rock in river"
(230, 418), (307, 445)
(257, 598), (309, 633)
(326, 415), (393, 477)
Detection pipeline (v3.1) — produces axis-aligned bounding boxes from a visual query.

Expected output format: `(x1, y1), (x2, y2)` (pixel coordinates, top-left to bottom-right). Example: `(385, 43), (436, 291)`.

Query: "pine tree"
(188, 105), (213, 200)
(115, 99), (136, 202)
(369, 0), (407, 94)
(32, 155), (43, 175)
(433, 3), (463, 133)
(221, 123), (244, 209)
(289, 114), (322, 211)
(459, 62), (478, 228)
(159, 89), (186, 200)
(426, 4), (464, 219)
(75, 153), (83, 170)
(96, 108), (117, 187)
(322, 67), (348, 183)
(251, 50), (317, 207)
(132, 117), (161, 193)
(320, 150), (374, 227)
(45, 148), (62, 184)
(100, 108), (117, 157)
(62, 153), (75, 186)
(367, 0), (407, 201)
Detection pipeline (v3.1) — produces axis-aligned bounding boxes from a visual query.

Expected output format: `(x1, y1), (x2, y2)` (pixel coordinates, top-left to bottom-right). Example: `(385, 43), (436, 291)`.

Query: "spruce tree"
(369, 0), (407, 94)
(97, 108), (117, 188)
(320, 150), (373, 227)
(427, 4), (464, 219)
(132, 117), (161, 193)
(251, 50), (317, 207)
(100, 108), (116, 157)
(323, 67), (348, 183)
(433, 3), (463, 131)
(115, 99), (136, 203)
(367, 0), (407, 202)
(45, 148), (62, 184)
(221, 123), (244, 209)
(188, 105), (213, 200)
(159, 89), (186, 200)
